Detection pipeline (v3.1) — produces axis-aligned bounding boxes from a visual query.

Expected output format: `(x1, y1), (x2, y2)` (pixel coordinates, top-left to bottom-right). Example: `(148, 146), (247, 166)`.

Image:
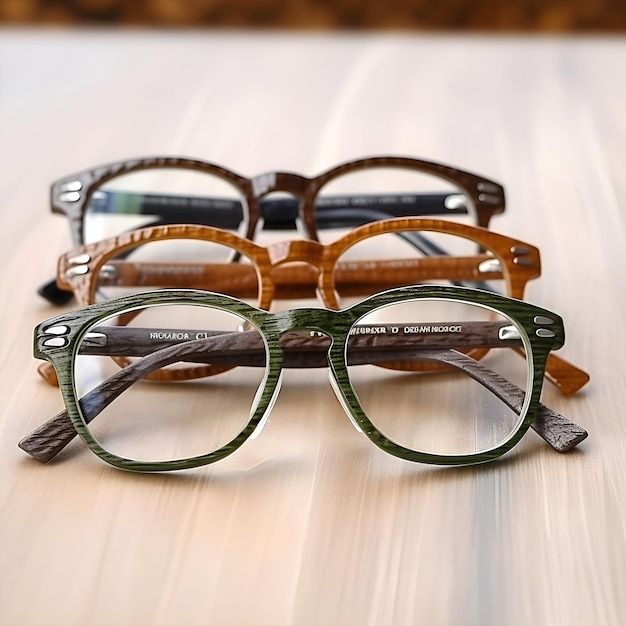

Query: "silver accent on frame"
(60, 180), (82, 192)
(443, 194), (467, 210)
(533, 315), (554, 325)
(477, 182), (500, 194)
(65, 265), (89, 277)
(477, 193), (500, 205)
(510, 245), (531, 256)
(498, 325), (521, 341)
(513, 257), (534, 266)
(536, 328), (556, 338)
(42, 337), (68, 348)
(67, 253), (91, 265)
(44, 325), (69, 335)
(99, 264), (118, 280)
(58, 191), (81, 203)
(82, 332), (108, 347)
(478, 258), (502, 273)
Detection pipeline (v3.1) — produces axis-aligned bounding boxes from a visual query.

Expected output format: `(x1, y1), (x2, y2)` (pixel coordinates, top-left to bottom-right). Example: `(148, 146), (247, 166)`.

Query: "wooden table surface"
(0, 31), (624, 626)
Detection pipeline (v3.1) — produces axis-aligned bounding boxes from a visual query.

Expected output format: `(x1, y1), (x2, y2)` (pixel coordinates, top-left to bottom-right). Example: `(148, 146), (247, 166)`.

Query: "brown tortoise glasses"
(39, 217), (589, 396)
(40, 156), (505, 304)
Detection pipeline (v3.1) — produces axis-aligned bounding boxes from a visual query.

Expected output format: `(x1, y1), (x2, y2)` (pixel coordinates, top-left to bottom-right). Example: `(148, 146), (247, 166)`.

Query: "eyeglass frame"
(45, 217), (589, 395)
(19, 285), (587, 472)
(51, 155), (506, 247)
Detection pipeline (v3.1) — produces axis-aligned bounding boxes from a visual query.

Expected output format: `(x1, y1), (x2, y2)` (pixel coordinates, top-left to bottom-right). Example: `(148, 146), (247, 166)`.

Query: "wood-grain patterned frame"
(51, 156), (505, 247)
(23, 286), (586, 471)
(51, 218), (589, 394)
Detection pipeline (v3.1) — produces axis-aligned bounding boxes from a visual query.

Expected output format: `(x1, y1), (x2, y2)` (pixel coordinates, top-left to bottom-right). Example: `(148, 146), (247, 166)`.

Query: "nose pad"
(328, 369), (364, 434)
(250, 370), (284, 440)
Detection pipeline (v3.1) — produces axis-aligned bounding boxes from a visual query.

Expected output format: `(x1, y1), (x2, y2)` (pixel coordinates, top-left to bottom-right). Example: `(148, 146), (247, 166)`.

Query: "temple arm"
(19, 328), (587, 462)
(85, 254), (500, 299)
(70, 320), (521, 356)
(89, 190), (471, 230)
(35, 300), (591, 395)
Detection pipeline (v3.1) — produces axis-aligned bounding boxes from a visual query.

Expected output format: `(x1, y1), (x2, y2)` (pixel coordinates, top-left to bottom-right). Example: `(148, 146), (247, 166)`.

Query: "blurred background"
(1, 0), (625, 31)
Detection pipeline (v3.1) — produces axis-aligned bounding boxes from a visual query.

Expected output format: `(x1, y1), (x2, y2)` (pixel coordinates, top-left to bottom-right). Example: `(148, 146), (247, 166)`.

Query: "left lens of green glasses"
(73, 303), (267, 463)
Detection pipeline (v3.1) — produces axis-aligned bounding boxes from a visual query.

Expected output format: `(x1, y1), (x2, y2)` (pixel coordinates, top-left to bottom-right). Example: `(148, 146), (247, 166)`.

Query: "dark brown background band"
(2, 0), (625, 31)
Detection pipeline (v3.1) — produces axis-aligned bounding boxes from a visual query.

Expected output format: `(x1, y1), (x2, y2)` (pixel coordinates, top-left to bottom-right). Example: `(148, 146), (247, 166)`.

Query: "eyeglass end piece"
(531, 405), (589, 453)
(17, 437), (57, 463)
(18, 409), (79, 463)
(544, 353), (591, 396)
(18, 429), (67, 463)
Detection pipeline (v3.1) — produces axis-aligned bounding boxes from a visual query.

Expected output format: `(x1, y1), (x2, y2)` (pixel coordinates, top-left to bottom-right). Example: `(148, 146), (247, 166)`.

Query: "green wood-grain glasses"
(20, 286), (588, 472)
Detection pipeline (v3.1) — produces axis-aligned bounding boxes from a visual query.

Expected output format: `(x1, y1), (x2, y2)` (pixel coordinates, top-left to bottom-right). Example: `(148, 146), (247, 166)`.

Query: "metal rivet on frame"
(42, 337), (68, 348)
(477, 193), (500, 205)
(67, 253), (91, 265)
(533, 315), (554, 325)
(512, 257), (534, 266)
(65, 265), (89, 277)
(59, 180), (82, 192)
(477, 182), (500, 194)
(44, 325), (69, 336)
(536, 328), (556, 338)
(58, 191), (81, 202)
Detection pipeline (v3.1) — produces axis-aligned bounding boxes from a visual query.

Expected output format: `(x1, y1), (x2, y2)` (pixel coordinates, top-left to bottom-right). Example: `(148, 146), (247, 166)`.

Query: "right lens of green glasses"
(345, 298), (530, 457)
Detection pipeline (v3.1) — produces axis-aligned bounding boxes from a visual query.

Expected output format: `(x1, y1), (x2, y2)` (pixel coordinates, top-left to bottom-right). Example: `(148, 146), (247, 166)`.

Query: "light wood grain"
(0, 31), (624, 626)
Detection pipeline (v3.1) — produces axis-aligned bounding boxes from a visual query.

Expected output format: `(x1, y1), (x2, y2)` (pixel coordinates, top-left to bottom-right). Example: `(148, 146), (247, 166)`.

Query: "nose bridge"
(270, 306), (339, 336)
(266, 238), (325, 266)
(269, 307), (364, 435)
(251, 171), (319, 240)
(251, 171), (311, 198)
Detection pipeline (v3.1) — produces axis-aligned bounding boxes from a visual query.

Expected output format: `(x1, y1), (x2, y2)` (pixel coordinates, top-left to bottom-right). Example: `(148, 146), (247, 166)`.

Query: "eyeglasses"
(40, 156), (505, 304)
(19, 286), (587, 471)
(40, 217), (589, 395)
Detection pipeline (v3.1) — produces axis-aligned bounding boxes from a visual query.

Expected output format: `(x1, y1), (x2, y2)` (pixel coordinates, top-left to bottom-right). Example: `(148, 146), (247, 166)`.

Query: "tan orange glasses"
(42, 218), (589, 395)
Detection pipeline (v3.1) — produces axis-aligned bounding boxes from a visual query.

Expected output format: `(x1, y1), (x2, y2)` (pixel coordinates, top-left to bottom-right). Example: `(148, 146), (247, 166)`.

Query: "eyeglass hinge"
(82, 332), (108, 347)
(498, 325), (521, 341)
(478, 258), (502, 273)
(99, 264), (118, 281)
